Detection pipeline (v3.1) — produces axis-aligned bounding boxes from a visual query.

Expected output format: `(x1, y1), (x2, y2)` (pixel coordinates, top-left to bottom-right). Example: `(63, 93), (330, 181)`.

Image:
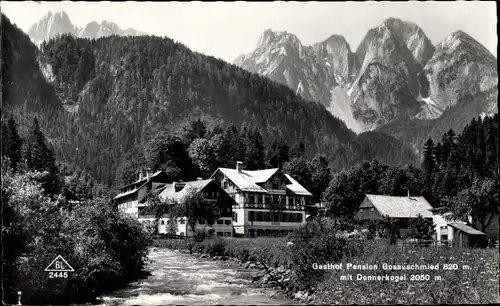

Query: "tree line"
(323, 114), (498, 234)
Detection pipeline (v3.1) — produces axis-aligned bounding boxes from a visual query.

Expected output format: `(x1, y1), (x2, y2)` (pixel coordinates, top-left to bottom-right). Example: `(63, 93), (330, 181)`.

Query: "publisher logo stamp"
(44, 255), (74, 278)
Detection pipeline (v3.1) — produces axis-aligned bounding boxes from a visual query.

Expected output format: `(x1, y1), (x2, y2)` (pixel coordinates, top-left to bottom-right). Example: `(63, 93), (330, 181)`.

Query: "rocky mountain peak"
(256, 29), (302, 51)
(312, 34), (359, 85)
(437, 31), (496, 63)
(424, 30), (497, 111)
(28, 11), (145, 44)
(323, 34), (350, 49)
(29, 10), (79, 44)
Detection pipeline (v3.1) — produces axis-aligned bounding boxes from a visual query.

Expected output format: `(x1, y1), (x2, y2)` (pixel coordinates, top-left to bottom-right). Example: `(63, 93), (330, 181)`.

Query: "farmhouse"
(357, 194), (489, 246)
(356, 193), (435, 237)
(210, 162), (312, 237)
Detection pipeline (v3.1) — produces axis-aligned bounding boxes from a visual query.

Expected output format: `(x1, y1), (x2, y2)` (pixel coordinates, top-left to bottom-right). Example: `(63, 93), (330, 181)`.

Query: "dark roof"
(119, 171), (169, 190)
(113, 182), (148, 200)
(448, 223), (485, 235)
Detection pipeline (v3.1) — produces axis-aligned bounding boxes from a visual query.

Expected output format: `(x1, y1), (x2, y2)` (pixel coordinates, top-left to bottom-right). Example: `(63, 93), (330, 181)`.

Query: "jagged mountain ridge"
(235, 18), (497, 134)
(234, 29), (337, 107)
(28, 11), (145, 45)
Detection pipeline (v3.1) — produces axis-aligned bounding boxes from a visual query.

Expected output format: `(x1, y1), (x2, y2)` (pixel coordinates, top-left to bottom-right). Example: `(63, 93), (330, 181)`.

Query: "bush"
(286, 218), (364, 290)
(407, 214), (435, 240)
(2, 169), (151, 304)
(193, 237), (225, 256)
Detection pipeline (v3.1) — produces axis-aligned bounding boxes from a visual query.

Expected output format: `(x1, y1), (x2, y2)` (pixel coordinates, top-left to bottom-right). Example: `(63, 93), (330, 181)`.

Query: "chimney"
(407, 190), (410, 198)
(138, 170), (144, 181)
(146, 168), (153, 180)
(236, 161), (243, 172)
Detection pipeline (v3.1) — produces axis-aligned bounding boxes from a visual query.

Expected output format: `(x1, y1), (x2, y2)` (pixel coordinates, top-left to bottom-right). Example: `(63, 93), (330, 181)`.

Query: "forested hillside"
(2, 14), (417, 192)
(377, 87), (498, 154)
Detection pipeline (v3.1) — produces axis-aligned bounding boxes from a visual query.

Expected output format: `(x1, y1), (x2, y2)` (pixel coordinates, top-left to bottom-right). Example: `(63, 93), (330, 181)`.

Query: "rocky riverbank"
(174, 249), (315, 304)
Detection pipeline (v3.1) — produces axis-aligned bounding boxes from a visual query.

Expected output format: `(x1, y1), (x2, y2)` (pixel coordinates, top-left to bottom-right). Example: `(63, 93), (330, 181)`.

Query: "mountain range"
(235, 18), (498, 134)
(3, 12), (497, 191)
(3, 13), (421, 191)
(28, 11), (145, 44)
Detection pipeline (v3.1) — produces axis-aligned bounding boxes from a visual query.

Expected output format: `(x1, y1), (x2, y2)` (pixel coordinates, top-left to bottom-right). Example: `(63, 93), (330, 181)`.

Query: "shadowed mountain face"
(28, 11), (145, 45)
(234, 17), (497, 134)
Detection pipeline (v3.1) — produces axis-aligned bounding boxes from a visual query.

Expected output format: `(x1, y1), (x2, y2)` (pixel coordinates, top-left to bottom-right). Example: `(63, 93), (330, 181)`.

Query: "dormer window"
(272, 182), (279, 189)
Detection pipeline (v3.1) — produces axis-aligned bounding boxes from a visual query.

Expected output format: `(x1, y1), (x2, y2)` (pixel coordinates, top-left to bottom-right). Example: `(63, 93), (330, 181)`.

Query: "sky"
(1, 1), (497, 63)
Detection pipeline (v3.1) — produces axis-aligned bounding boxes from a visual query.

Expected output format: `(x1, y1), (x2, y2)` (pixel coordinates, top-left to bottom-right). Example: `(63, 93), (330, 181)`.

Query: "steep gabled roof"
(362, 194), (433, 218)
(285, 174), (312, 196)
(210, 167), (312, 196)
(158, 179), (213, 203)
(113, 182), (148, 200)
(244, 168), (281, 183)
(213, 168), (268, 192)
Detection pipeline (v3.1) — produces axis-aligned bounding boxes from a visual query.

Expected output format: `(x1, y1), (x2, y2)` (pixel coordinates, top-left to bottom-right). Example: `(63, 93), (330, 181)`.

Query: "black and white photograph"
(1, 1), (498, 305)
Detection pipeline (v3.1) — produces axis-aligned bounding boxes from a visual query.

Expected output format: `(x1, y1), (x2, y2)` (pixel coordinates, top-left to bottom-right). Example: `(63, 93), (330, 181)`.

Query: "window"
(224, 220), (231, 225)
(166, 220), (170, 224)
(217, 232), (224, 236)
(180, 232), (185, 236)
(249, 193), (254, 204)
(160, 220), (165, 225)
(249, 211), (255, 222)
(265, 195), (271, 204)
(207, 219), (214, 225)
(264, 212), (271, 222)
(217, 220), (224, 225)
(256, 194), (262, 204)
(256, 211), (263, 221)
(224, 181), (229, 189)
(179, 219), (185, 224)
(370, 208), (374, 212)
(232, 212), (238, 222)
(272, 182), (279, 189)
(215, 192), (219, 197)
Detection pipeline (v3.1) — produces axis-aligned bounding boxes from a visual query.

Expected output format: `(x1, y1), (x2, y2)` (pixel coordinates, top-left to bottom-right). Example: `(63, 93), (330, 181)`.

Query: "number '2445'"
(48, 272), (68, 278)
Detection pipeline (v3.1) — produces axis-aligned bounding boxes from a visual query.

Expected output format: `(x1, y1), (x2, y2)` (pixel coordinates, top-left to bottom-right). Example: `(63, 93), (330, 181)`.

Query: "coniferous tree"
(2, 116), (23, 172)
(422, 138), (436, 175)
(27, 117), (61, 195)
(243, 127), (266, 170)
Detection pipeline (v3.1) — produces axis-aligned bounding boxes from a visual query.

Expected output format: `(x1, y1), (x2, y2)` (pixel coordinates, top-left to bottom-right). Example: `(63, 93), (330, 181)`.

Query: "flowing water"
(96, 249), (300, 305)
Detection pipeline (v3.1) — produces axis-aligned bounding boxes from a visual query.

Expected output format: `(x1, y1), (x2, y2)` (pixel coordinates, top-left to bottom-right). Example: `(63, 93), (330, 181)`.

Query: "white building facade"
(210, 162), (312, 237)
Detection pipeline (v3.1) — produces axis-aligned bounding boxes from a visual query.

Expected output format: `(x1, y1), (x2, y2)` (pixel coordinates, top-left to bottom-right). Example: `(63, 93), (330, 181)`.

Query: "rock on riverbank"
(187, 251), (315, 304)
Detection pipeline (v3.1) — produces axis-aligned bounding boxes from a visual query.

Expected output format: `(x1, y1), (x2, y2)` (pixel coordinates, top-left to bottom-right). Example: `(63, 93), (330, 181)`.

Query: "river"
(96, 248), (300, 305)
